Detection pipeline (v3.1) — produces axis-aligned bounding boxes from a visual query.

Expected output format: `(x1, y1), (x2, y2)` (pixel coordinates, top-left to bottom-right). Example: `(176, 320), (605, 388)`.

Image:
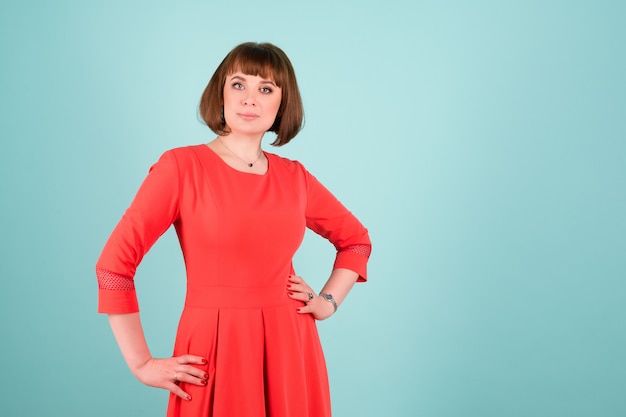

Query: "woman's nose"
(242, 92), (256, 106)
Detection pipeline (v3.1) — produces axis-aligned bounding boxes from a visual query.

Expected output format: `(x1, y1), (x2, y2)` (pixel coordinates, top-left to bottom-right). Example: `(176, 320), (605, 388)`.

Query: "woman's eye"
(232, 82), (244, 90)
(260, 87), (273, 94)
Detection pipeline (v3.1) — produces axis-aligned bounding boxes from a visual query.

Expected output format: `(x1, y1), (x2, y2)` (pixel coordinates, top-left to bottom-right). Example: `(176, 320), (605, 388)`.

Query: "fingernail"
(204, 373), (209, 379)
(201, 358), (207, 364)
(288, 292), (293, 296)
(187, 395), (192, 401)
(201, 380), (207, 385)
(287, 284), (292, 288)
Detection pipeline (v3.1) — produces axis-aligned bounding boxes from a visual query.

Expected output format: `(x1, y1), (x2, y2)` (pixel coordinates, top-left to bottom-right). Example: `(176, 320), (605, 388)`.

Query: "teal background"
(1, 0), (624, 416)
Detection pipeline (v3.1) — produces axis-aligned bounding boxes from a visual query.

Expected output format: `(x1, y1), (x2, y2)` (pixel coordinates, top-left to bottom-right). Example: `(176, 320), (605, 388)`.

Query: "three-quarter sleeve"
(96, 151), (181, 313)
(303, 168), (371, 281)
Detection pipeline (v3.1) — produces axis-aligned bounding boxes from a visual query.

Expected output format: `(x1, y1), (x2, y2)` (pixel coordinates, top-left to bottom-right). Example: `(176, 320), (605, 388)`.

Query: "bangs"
(223, 44), (288, 87)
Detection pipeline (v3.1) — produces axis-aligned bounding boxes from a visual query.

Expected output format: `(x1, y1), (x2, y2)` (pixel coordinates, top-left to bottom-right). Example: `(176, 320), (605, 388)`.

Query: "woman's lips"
(238, 113), (259, 121)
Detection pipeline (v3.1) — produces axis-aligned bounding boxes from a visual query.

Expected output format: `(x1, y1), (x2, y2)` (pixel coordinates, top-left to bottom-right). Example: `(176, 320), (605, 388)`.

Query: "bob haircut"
(199, 42), (304, 146)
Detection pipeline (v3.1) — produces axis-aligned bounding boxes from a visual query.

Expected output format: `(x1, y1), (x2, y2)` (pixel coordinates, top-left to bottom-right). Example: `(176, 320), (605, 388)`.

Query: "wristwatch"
(319, 293), (337, 313)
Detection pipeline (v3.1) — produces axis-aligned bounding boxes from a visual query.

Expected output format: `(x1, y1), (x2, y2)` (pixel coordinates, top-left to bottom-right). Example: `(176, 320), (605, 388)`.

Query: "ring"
(307, 292), (314, 301)
(174, 372), (179, 381)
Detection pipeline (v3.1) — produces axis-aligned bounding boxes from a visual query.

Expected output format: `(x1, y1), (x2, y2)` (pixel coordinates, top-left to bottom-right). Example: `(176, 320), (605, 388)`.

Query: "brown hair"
(199, 42), (304, 146)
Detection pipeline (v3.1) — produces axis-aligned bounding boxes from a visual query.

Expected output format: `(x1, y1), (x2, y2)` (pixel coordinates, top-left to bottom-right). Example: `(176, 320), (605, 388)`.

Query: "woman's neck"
(216, 133), (263, 160)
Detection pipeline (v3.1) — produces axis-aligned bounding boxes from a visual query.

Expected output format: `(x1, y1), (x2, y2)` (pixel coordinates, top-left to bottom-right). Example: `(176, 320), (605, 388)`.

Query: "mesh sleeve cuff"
(96, 268), (139, 313)
(97, 267), (135, 290)
(333, 244), (371, 282)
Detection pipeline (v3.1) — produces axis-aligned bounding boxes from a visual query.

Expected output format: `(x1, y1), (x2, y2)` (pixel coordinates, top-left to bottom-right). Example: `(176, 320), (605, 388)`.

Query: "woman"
(96, 42), (371, 417)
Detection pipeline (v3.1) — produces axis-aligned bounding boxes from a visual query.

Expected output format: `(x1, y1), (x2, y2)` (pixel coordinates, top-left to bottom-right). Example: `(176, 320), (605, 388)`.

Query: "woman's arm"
(108, 313), (208, 401)
(291, 164), (372, 320)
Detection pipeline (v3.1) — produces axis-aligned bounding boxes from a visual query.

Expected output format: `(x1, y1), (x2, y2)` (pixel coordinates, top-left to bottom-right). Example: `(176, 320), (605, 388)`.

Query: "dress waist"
(184, 284), (295, 309)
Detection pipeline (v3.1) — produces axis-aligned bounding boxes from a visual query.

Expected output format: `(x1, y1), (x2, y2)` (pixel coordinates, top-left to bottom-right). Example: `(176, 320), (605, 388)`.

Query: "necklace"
(218, 137), (263, 167)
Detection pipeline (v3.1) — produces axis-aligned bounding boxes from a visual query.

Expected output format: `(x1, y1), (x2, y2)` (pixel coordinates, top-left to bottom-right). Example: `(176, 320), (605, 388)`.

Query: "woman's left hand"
(287, 274), (335, 320)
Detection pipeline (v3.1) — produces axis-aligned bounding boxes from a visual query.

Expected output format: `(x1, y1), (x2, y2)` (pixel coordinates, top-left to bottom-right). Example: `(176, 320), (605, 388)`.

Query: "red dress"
(96, 144), (371, 417)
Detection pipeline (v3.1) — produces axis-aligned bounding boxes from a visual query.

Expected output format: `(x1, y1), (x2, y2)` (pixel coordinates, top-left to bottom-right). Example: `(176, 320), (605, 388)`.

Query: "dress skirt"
(166, 285), (331, 417)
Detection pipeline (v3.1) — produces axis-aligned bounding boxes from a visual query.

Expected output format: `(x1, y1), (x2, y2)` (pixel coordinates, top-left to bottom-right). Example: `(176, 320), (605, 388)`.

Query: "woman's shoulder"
(161, 144), (206, 158)
(266, 151), (307, 172)
(140, 145), (210, 180)
(155, 144), (211, 166)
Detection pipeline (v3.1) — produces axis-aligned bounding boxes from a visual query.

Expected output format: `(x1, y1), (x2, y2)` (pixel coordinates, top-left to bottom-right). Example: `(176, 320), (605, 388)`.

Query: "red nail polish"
(287, 284), (292, 288)
(201, 358), (207, 364)
(204, 373), (209, 379)
(187, 395), (192, 401)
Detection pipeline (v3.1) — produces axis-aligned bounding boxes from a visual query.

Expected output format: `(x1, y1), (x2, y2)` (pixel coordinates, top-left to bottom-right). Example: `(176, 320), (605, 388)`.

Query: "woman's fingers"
(287, 275), (314, 302)
(173, 356), (209, 387)
(168, 381), (193, 401)
(287, 274), (308, 289)
(174, 364), (209, 385)
(288, 289), (314, 303)
(176, 354), (207, 365)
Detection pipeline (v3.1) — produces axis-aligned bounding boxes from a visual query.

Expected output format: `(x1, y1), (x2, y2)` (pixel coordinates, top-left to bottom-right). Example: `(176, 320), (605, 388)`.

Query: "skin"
(107, 71), (360, 401)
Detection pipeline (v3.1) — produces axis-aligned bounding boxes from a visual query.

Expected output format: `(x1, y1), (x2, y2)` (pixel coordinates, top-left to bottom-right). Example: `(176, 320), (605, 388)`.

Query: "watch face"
(320, 293), (337, 312)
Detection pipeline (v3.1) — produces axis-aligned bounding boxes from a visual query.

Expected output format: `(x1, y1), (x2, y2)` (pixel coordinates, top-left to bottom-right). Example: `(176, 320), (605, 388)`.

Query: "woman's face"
(222, 71), (282, 136)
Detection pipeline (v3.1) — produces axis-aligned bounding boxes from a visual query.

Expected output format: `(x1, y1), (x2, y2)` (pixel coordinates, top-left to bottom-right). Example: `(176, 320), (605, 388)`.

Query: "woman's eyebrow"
(230, 75), (277, 86)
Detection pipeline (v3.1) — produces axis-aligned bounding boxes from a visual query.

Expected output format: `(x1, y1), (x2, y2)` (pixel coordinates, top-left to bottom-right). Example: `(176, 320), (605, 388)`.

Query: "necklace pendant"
(217, 137), (262, 169)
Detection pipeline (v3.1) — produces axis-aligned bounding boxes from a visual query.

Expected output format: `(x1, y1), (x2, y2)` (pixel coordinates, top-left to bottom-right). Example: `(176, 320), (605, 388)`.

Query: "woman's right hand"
(132, 355), (208, 401)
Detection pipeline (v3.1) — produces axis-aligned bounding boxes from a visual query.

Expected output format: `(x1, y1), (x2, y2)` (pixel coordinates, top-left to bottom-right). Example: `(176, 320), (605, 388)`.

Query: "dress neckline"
(200, 144), (270, 177)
